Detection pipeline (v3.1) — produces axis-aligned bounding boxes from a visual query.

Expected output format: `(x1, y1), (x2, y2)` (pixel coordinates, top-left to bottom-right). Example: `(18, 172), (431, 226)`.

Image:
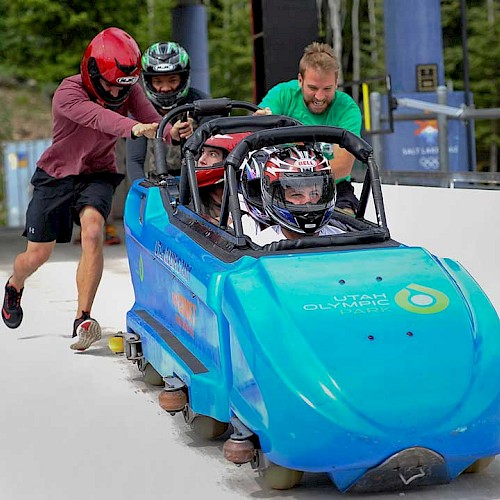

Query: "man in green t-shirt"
(256, 42), (362, 213)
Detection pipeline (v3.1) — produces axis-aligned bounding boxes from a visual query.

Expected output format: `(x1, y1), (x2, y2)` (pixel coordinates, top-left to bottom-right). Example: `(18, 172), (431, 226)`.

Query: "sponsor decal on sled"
(395, 283), (449, 314)
(154, 240), (192, 281)
(139, 254), (144, 282)
(303, 284), (449, 315)
(303, 293), (391, 314)
(172, 292), (197, 336)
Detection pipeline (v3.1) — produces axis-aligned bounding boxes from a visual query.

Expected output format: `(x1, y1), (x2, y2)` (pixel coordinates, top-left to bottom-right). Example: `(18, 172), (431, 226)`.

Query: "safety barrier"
(1, 138), (51, 227)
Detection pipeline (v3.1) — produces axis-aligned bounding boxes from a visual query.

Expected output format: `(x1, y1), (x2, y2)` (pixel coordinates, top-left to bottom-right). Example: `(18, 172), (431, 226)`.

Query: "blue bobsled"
(121, 99), (500, 493)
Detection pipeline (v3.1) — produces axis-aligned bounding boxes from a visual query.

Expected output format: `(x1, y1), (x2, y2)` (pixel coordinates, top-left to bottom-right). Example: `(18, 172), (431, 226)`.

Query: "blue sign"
(381, 91), (473, 172)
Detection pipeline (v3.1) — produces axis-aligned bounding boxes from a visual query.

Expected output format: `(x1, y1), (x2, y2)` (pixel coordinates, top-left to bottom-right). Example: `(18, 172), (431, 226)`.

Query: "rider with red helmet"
(194, 132), (263, 238)
(196, 133), (250, 222)
(2, 28), (192, 353)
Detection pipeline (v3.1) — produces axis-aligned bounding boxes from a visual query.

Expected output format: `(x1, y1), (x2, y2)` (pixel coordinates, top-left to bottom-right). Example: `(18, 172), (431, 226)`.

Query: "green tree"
(0, 0), (497, 170)
(207, 0), (253, 101)
(0, 0), (147, 84)
(318, 0), (386, 84)
(132, 0), (176, 51)
(442, 0), (500, 171)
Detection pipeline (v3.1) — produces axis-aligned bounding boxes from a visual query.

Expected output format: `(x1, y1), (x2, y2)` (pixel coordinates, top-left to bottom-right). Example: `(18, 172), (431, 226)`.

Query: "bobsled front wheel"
(463, 456), (495, 473)
(263, 463), (304, 490)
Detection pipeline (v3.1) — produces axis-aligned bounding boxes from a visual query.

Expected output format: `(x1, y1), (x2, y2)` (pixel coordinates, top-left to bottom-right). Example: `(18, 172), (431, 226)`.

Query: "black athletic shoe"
(2, 279), (24, 329)
(71, 311), (102, 351)
(72, 311), (91, 338)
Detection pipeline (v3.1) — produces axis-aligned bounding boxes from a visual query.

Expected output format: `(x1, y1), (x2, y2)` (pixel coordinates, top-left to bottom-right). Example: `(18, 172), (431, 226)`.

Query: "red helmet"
(81, 27), (141, 109)
(196, 132), (251, 188)
(203, 132), (250, 154)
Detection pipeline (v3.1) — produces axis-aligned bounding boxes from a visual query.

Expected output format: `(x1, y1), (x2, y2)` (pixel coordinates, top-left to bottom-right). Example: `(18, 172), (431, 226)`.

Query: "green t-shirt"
(259, 80), (362, 182)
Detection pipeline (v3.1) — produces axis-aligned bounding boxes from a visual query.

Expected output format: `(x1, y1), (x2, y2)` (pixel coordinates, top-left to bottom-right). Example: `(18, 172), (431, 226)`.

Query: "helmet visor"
(272, 174), (334, 208)
(87, 56), (136, 108)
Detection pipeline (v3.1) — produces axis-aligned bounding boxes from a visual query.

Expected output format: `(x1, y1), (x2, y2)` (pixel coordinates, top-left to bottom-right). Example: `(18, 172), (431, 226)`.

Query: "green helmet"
(141, 41), (191, 110)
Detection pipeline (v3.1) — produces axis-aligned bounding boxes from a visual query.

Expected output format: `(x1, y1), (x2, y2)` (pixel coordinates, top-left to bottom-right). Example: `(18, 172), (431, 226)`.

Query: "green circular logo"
(395, 283), (449, 314)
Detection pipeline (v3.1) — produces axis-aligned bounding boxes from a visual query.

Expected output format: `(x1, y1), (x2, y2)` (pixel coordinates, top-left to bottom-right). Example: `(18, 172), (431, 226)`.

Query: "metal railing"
(351, 162), (500, 190)
(365, 85), (500, 189)
(377, 170), (500, 189)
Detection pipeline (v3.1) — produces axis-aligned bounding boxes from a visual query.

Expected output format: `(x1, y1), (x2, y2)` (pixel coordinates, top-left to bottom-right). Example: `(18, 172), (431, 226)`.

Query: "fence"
(1, 138), (51, 227)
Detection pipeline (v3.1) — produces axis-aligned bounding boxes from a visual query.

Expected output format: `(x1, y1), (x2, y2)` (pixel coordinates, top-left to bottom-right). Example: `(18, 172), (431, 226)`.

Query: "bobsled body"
(125, 181), (500, 492)
(122, 108), (500, 493)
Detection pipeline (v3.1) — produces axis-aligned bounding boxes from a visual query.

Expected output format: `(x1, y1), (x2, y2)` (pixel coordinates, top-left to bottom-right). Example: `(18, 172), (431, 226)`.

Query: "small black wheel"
(142, 363), (164, 386)
(191, 416), (229, 439)
(263, 463), (303, 490)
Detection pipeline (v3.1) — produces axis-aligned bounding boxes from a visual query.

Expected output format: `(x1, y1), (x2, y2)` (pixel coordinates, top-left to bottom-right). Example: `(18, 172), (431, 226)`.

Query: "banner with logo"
(381, 91), (473, 172)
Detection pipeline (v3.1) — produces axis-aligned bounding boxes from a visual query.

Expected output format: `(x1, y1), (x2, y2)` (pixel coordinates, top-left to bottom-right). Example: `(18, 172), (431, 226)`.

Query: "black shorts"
(23, 168), (125, 243)
(335, 180), (359, 212)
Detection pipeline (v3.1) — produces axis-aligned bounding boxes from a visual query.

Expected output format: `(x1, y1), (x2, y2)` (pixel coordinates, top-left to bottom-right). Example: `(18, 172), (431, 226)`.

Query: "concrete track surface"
(1, 184), (499, 500)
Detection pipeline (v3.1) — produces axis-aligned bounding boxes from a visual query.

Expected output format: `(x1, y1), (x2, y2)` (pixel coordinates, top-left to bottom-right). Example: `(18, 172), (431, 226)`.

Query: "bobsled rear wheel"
(191, 416), (229, 439)
(142, 363), (164, 386)
(263, 463), (303, 490)
(463, 456), (495, 473)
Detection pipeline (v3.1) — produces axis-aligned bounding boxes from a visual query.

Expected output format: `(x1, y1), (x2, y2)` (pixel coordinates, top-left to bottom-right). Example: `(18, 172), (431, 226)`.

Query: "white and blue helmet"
(261, 145), (336, 235)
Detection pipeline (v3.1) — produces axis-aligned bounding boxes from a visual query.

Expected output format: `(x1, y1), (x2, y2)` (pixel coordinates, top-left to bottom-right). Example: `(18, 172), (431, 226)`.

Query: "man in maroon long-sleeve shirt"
(2, 27), (192, 350)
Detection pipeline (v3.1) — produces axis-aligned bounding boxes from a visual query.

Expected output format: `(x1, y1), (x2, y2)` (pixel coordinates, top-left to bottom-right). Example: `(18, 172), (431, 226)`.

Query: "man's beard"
(304, 96), (331, 114)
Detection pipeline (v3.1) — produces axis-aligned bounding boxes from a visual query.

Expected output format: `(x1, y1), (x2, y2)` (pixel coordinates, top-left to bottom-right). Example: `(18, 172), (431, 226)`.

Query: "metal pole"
(369, 92), (384, 166)
(172, 1), (210, 95)
(459, 0), (475, 171)
(437, 86), (449, 185)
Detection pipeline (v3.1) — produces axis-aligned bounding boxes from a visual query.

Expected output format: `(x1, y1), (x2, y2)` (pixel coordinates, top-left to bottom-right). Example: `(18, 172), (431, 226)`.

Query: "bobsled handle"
(191, 98), (260, 116)
(226, 126), (373, 169)
(157, 99), (264, 140)
(182, 115), (302, 156)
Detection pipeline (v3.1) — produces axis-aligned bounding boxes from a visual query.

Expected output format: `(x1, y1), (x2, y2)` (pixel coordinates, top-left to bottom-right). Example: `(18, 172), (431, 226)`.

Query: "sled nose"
(344, 447), (449, 493)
